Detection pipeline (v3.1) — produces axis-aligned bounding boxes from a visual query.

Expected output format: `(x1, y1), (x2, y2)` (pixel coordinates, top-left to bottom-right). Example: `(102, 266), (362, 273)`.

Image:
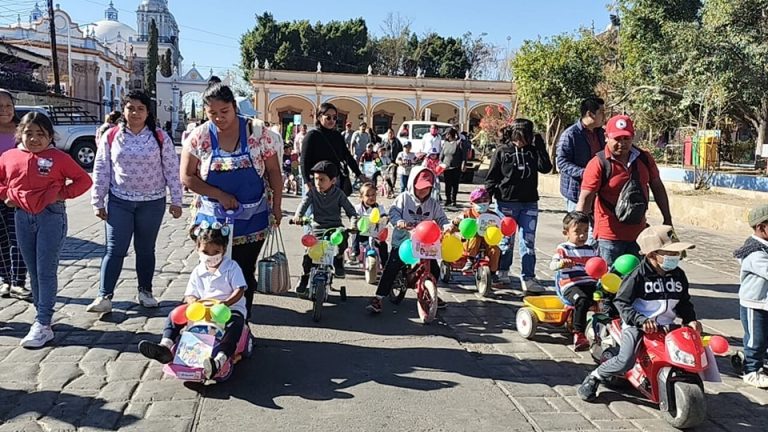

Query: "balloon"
(585, 257), (609, 279)
(357, 217), (370, 233)
(412, 220), (441, 245)
(377, 227), (389, 242)
(614, 254), (641, 276)
(600, 273), (622, 294)
(369, 208), (380, 224)
(210, 303), (232, 325)
(500, 216), (517, 236)
(170, 304), (188, 325)
(308, 243), (324, 260)
(592, 291), (603, 302)
(484, 226), (502, 246)
(185, 302), (206, 322)
(398, 239), (419, 265)
(330, 229), (344, 246)
(441, 234), (463, 263)
(708, 335), (729, 355)
(458, 218), (478, 239)
(301, 234), (317, 248)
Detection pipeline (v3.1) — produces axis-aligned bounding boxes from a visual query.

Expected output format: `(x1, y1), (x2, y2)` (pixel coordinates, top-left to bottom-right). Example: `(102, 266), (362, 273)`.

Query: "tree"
(463, 32), (497, 79)
(510, 32), (604, 160)
(144, 19), (159, 112)
(373, 12), (412, 75)
(160, 48), (172, 78)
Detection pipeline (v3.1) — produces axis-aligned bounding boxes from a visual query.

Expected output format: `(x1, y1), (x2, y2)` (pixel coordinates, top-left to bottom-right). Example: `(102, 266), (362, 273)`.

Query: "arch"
(468, 102), (509, 134)
(419, 100), (461, 124)
(326, 96), (367, 130)
(182, 92), (203, 120)
(268, 95), (316, 130)
(371, 99), (416, 135)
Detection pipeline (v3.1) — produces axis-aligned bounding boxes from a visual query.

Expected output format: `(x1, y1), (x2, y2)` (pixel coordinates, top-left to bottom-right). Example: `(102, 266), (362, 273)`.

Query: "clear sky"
(7, 0), (612, 77)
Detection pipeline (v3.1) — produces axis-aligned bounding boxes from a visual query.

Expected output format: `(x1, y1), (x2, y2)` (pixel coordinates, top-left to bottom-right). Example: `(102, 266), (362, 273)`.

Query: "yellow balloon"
(186, 302), (206, 321)
(308, 243), (324, 260)
(600, 273), (622, 294)
(369, 208), (380, 224)
(484, 226), (502, 246)
(441, 235), (463, 263)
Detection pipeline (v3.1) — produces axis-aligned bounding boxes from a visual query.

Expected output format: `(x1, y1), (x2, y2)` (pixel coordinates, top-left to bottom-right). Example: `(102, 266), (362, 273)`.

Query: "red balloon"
(301, 234), (318, 247)
(378, 228), (389, 242)
(500, 217), (517, 236)
(708, 335), (729, 355)
(584, 257), (609, 279)
(170, 304), (188, 325)
(412, 220), (441, 245)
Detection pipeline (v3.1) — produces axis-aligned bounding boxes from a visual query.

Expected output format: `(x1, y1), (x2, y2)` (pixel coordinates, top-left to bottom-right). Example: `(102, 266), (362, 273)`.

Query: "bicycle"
(388, 227), (441, 324)
(289, 217), (349, 322)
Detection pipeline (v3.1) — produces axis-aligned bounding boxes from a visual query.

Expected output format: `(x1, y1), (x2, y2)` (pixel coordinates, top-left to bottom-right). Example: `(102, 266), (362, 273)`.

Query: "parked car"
(15, 105), (101, 170)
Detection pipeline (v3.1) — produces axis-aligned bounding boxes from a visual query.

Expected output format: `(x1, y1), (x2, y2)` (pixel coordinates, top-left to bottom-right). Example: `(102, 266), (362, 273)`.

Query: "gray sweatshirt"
(295, 185), (358, 230)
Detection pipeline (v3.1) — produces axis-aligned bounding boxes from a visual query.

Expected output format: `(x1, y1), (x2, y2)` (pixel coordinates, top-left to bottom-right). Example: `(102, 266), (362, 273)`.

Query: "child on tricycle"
(137, 223), (249, 380)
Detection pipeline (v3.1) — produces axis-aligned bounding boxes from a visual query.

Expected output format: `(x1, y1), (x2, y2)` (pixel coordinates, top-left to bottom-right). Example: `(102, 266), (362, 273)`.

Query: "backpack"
(596, 151), (649, 225)
(105, 125), (164, 149)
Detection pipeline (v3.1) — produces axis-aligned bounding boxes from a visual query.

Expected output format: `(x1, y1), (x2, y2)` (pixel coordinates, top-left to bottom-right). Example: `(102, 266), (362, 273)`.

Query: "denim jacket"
(556, 121), (604, 203)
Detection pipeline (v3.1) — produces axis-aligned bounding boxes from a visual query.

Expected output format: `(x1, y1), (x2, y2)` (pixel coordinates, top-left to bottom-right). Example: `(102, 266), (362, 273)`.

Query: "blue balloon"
(398, 239), (419, 265)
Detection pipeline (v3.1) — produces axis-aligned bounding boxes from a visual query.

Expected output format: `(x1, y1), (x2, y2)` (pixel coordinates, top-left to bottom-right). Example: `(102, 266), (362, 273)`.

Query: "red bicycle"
(388, 228), (440, 324)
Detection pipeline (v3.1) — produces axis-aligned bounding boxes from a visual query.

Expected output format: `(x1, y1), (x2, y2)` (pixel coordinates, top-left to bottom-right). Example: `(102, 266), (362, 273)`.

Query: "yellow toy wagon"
(515, 295), (574, 339)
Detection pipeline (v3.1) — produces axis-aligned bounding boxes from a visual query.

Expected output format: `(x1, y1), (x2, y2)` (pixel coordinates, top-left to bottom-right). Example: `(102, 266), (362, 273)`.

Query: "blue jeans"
(597, 239), (640, 267)
(99, 195), (165, 297)
(741, 306), (768, 375)
(400, 174), (409, 193)
(497, 201), (538, 280)
(15, 203), (67, 326)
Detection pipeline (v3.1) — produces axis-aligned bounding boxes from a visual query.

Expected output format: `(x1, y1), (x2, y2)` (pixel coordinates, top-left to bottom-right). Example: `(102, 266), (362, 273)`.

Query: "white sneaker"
(10, 285), (31, 300)
(743, 371), (768, 389)
(20, 322), (54, 348)
(85, 296), (112, 313)
(521, 277), (546, 294)
(136, 290), (159, 308)
(0, 283), (10, 297)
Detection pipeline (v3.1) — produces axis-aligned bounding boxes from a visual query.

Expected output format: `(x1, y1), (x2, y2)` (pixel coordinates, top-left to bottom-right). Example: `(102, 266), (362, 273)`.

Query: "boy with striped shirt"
(550, 211), (600, 350)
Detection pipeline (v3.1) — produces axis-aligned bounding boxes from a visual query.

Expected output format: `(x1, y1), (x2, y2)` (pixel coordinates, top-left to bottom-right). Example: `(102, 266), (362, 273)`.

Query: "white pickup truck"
(15, 105), (101, 170)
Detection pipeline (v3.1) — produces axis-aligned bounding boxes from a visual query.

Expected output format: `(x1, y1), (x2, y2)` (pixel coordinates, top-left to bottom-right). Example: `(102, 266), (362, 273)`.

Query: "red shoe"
(573, 332), (589, 351)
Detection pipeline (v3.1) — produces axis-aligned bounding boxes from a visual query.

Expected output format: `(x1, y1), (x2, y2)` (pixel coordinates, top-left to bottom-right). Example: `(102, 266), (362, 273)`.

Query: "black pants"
(351, 234), (389, 265)
(302, 230), (348, 274)
(163, 310), (245, 358)
(0, 202), (26, 286)
(375, 246), (440, 297)
(443, 169), (461, 204)
(231, 239), (265, 321)
(563, 283), (597, 333)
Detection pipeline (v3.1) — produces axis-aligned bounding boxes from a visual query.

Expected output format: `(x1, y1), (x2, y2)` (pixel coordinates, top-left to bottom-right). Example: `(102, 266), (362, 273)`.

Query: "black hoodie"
(485, 135), (552, 203)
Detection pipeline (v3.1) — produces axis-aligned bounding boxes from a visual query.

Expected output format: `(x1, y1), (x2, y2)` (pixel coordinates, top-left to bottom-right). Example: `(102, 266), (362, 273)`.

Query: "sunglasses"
(323, 114), (338, 120)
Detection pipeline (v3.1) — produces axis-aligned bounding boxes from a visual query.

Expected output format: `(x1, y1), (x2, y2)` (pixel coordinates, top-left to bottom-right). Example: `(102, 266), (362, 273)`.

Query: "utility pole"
(47, 0), (61, 94)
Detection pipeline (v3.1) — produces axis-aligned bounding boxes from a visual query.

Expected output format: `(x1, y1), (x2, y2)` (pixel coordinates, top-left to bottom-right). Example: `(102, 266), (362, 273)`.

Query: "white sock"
(214, 351), (227, 366)
(159, 338), (174, 348)
(590, 370), (602, 381)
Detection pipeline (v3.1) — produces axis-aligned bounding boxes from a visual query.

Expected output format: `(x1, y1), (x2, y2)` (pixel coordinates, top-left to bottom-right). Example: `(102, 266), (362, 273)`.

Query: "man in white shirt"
(350, 122), (371, 161)
(423, 124), (442, 155)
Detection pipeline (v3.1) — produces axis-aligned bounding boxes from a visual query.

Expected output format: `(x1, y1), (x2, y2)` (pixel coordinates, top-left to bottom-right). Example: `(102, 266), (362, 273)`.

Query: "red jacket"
(0, 147), (92, 214)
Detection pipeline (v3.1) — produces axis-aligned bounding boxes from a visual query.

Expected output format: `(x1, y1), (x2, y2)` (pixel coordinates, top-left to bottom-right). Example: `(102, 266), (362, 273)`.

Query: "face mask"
(474, 203), (489, 213)
(659, 255), (680, 271)
(199, 252), (223, 267)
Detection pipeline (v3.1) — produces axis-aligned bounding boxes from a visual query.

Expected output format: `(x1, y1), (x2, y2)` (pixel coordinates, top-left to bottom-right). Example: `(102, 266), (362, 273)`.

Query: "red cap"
(414, 171), (434, 190)
(605, 115), (635, 139)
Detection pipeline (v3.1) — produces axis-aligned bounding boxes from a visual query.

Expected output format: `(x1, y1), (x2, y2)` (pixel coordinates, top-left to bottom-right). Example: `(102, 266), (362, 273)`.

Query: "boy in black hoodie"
(485, 119), (552, 292)
(578, 225), (700, 402)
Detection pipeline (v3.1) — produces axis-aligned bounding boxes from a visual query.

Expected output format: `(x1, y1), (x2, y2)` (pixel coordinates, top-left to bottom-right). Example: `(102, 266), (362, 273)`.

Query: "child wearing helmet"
(451, 187), (502, 282)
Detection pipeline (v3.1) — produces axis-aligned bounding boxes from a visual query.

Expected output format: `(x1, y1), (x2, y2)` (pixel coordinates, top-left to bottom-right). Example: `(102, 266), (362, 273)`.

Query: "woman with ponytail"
(87, 90), (184, 314)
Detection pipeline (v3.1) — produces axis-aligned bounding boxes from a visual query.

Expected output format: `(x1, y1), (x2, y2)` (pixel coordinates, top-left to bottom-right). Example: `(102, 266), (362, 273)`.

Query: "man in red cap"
(576, 114), (672, 266)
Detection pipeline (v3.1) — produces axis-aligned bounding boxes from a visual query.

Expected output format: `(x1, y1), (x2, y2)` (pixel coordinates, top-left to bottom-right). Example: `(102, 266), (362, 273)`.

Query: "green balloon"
(398, 239), (419, 265)
(330, 229), (344, 246)
(357, 217), (369, 233)
(614, 254), (640, 275)
(210, 303), (231, 324)
(458, 218), (478, 239)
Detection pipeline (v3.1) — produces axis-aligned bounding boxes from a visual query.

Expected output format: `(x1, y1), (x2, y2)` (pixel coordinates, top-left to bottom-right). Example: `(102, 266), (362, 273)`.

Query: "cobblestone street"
(0, 186), (765, 432)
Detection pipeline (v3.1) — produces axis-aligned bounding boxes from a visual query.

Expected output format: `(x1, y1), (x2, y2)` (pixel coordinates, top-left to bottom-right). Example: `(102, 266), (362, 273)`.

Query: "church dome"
(90, 20), (137, 43)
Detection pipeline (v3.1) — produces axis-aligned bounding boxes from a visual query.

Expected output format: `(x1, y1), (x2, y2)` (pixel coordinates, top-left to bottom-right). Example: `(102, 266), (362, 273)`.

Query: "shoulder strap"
(596, 151), (611, 191)
(316, 130), (349, 175)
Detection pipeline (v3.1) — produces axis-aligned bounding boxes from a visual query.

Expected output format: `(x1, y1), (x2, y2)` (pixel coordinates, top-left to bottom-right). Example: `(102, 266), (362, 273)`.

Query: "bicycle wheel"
(417, 279), (438, 324)
(389, 272), (407, 304)
(312, 281), (325, 322)
(475, 266), (491, 297)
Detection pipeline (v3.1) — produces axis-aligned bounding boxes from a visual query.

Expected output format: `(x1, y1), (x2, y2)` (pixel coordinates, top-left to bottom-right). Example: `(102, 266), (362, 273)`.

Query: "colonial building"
(250, 65), (516, 134)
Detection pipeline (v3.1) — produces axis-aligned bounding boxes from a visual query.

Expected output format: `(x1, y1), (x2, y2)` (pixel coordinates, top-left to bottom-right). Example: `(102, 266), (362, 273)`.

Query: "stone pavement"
(0, 184), (765, 432)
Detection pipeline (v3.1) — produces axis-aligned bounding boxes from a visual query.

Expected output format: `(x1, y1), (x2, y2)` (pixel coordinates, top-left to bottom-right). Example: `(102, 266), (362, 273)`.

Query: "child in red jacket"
(0, 112), (92, 348)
